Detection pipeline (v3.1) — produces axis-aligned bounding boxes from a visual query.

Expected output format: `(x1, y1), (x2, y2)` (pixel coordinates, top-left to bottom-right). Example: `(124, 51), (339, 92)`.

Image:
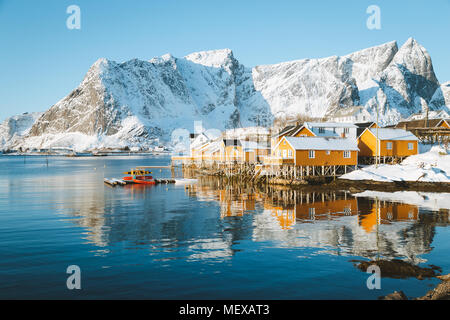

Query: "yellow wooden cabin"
(222, 139), (243, 162)
(240, 140), (271, 163)
(269, 136), (359, 166)
(357, 128), (419, 157)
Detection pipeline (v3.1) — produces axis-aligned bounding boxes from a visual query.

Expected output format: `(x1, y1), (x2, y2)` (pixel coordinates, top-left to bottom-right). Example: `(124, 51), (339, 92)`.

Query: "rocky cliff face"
(431, 82), (450, 109)
(7, 38), (449, 152)
(365, 38), (443, 123)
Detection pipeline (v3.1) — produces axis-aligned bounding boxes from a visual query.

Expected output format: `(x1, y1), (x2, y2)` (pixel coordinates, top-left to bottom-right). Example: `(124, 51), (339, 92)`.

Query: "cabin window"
(283, 150), (287, 158)
(288, 150), (293, 158)
(309, 150), (315, 159)
(344, 128), (349, 134)
(278, 150), (282, 157)
(319, 127), (325, 134)
(408, 143), (414, 150)
(343, 151), (351, 158)
(386, 142), (393, 150)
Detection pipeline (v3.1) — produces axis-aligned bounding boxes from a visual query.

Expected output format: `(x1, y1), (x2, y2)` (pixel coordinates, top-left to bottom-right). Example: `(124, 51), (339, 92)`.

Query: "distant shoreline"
(0, 151), (172, 157)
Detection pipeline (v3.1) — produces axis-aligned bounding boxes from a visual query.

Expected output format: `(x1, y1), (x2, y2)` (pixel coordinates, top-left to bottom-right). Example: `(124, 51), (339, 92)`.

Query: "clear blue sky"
(0, 0), (449, 121)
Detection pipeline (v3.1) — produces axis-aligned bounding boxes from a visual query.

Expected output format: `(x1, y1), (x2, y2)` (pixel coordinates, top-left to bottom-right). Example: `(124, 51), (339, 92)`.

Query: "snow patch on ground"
(341, 146), (450, 182)
(352, 190), (450, 211)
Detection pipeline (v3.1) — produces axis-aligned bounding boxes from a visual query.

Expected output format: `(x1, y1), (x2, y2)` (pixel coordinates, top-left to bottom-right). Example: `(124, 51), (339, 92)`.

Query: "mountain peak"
(392, 38), (438, 83)
(184, 48), (235, 68)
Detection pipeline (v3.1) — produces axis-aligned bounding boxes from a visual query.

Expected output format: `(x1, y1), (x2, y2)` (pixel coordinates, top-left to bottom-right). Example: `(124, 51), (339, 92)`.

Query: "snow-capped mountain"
(0, 112), (43, 151)
(5, 38), (449, 152)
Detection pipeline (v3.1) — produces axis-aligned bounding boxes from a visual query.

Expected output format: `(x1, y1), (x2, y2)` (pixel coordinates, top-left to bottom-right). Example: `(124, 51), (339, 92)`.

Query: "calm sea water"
(0, 155), (449, 299)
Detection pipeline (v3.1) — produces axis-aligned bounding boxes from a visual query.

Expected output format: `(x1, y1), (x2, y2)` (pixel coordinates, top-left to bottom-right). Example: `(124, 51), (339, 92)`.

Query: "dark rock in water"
(379, 291), (408, 300)
(353, 259), (440, 279)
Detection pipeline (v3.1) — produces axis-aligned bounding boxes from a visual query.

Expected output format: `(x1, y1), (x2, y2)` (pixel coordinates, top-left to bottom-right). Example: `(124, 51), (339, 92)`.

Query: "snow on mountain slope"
(251, 41), (400, 121)
(6, 38), (449, 152)
(430, 81), (450, 109)
(363, 38), (442, 124)
(0, 112), (43, 150)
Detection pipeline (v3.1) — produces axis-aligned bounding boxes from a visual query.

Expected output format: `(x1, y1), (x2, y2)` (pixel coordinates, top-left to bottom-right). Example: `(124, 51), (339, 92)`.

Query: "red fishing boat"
(123, 168), (156, 185)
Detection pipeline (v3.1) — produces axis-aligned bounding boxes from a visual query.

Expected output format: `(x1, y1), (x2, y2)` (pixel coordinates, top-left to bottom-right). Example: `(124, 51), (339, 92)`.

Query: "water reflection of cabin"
(294, 198), (358, 221)
(264, 192), (359, 229)
(357, 199), (419, 233)
(218, 189), (257, 218)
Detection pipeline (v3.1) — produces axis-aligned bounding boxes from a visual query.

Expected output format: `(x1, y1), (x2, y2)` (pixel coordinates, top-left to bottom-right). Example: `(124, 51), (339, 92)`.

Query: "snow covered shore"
(341, 146), (450, 183)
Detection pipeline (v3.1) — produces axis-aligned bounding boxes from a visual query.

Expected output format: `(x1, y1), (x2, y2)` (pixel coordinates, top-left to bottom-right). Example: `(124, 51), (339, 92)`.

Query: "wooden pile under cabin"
(357, 128), (419, 157)
(268, 136), (359, 166)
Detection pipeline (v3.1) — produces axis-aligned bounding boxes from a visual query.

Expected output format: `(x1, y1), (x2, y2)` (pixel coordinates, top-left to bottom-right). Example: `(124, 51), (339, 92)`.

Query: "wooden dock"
(135, 166), (172, 169)
(104, 177), (175, 187)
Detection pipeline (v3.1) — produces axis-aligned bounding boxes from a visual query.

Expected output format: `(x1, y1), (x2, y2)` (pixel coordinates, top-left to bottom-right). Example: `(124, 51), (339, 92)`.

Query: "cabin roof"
(272, 124), (302, 138)
(355, 122), (377, 136)
(223, 139), (242, 147)
(395, 119), (447, 129)
(203, 140), (222, 154)
(240, 140), (271, 151)
(367, 128), (419, 141)
(355, 121), (377, 128)
(305, 122), (358, 128)
(283, 136), (359, 151)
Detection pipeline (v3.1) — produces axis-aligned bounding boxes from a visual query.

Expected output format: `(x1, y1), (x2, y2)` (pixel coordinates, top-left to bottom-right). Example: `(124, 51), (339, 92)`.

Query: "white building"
(297, 122), (359, 139)
(328, 106), (372, 124)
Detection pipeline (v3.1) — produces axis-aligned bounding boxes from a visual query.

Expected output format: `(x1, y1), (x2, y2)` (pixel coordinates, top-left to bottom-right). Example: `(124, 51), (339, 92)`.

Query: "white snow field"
(341, 146), (450, 183)
(352, 190), (450, 211)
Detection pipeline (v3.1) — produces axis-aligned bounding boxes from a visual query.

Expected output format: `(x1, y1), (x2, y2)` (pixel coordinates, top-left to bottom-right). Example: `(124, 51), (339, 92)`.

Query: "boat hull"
(122, 176), (155, 184)
(132, 179), (156, 185)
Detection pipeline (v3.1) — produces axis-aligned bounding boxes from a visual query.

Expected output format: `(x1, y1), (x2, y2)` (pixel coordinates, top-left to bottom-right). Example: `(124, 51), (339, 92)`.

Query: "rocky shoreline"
(198, 168), (450, 193)
(381, 274), (450, 300)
